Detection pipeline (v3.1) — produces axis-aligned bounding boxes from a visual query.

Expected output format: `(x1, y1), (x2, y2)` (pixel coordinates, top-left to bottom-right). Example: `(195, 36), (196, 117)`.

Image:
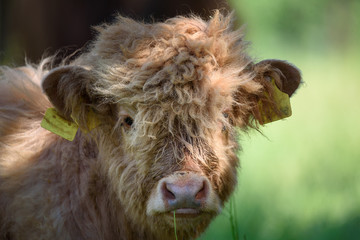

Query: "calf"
(0, 11), (301, 240)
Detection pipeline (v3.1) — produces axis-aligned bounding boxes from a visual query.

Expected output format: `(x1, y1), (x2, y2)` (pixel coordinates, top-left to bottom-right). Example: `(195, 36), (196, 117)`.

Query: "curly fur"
(0, 11), (301, 240)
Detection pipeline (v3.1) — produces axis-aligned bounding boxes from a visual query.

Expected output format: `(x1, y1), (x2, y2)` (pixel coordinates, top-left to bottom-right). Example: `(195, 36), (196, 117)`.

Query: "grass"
(198, 52), (360, 240)
(174, 211), (178, 240)
(229, 197), (239, 240)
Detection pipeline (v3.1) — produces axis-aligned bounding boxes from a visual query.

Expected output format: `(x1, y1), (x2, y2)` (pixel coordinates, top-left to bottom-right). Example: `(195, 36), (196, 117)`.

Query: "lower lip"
(167, 209), (201, 218)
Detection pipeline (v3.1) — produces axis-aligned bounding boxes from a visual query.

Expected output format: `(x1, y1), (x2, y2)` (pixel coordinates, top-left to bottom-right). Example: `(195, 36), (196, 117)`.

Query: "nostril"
(195, 180), (208, 201)
(162, 182), (176, 200)
(160, 175), (210, 210)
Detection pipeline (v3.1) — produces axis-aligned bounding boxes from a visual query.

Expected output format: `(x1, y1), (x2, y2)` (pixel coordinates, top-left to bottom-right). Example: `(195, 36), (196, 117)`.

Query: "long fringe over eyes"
(92, 11), (262, 149)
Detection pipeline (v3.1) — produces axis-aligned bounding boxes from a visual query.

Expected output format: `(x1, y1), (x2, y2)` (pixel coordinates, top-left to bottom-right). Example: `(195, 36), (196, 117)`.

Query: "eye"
(123, 116), (134, 127)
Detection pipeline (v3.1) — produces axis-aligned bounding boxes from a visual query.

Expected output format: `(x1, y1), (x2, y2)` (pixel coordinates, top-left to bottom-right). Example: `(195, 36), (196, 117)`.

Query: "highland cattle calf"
(0, 11), (301, 240)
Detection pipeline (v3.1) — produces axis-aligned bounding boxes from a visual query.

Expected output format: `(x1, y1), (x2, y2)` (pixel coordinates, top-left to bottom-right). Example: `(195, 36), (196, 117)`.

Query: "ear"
(255, 59), (301, 97)
(250, 59), (302, 125)
(42, 65), (98, 127)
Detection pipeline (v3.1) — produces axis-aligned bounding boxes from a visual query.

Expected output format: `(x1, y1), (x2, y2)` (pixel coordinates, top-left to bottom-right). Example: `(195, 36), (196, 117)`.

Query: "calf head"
(42, 11), (301, 239)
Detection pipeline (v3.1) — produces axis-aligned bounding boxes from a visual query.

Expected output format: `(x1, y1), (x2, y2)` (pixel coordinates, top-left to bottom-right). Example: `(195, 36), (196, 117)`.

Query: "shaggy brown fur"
(0, 11), (301, 240)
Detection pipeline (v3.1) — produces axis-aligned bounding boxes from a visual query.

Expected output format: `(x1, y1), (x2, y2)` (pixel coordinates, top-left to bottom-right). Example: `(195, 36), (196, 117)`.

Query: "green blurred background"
(200, 0), (360, 239)
(1, 0), (359, 239)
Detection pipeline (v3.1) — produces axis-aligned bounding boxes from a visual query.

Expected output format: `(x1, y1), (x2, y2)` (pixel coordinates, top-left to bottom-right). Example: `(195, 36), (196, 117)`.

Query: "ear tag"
(260, 78), (292, 124)
(41, 108), (101, 141)
(77, 109), (101, 134)
(41, 108), (79, 141)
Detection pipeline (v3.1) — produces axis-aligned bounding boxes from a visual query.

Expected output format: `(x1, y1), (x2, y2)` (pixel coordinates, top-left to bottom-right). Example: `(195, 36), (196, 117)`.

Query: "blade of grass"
(233, 197), (239, 240)
(174, 211), (178, 240)
(229, 197), (239, 240)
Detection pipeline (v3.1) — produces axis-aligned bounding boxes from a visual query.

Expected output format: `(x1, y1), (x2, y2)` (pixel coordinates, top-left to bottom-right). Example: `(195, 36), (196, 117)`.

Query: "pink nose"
(161, 171), (209, 210)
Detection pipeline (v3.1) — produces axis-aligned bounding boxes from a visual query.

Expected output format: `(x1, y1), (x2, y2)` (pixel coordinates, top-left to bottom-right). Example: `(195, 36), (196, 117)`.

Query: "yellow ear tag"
(260, 79), (292, 124)
(77, 109), (101, 134)
(41, 108), (101, 141)
(41, 108), (79, 141)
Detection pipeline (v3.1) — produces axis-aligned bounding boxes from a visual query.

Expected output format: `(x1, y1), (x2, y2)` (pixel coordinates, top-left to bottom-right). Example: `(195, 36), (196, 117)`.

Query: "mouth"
(166, 208), (204, 218)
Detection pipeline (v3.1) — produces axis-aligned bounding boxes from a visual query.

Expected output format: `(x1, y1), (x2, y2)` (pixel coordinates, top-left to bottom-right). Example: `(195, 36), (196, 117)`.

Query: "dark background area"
(0, 0), (229, 64)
